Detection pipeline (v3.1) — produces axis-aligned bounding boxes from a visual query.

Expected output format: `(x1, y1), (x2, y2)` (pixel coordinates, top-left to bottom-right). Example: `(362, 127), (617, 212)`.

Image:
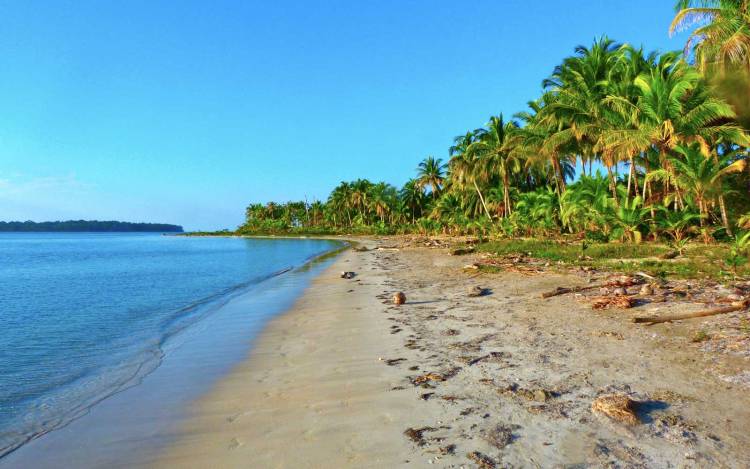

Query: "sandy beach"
(155, 239), (750, 468)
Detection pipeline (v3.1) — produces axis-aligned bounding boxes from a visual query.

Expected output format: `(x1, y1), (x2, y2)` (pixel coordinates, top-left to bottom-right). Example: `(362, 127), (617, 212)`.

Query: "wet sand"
(155, 240), (750, 468)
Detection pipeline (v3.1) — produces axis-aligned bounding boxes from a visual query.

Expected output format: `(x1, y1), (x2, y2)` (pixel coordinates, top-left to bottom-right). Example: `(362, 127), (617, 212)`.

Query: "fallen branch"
(633, 300), (749, 325)
(541, 284), (600, 298)
(541, 276), (641, 299)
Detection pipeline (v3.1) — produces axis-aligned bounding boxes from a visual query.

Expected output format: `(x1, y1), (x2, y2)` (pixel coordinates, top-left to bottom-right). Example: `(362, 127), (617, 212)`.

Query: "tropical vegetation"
(238, 3), (750, 251)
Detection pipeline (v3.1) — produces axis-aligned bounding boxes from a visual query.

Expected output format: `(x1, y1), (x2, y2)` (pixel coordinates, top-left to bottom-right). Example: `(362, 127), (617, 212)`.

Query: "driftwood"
(541, 284), (600, 298)
(633, 300), (749, 325)
(541, 276), (641, 299)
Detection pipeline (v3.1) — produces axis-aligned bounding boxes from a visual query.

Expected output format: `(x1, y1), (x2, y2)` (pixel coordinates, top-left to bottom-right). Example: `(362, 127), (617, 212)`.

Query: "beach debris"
(411, 372), (445, 386)
(484, 424), (517, 449)
(393, 291), (407, 305)
(639, 284), (654, 296)
(439, 444), (456, 455)
(468, 286), (490, 297)
(404, 426), (437, 446)
(463, 263), (480, 271)
(542, 275), (641, 298)
(591, 393), (640, 425)
(467, 351), (509, 366)
(612, 287), (628, 296)
(659, 250), (680, 260)
(385, 358), (407, 366)
(633, 299), (749, 325)
(499, 383), (554, 402)
(352, 246), (369, 252)
(340, 271), (356, 279)
(450, 246), (476, 256)
(467, 451), (496, 468)
(589, 296), (634, 309)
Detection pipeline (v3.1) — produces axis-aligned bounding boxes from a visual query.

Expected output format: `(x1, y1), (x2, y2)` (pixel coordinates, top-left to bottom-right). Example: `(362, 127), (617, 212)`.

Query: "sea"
(0, 233), (342, 467)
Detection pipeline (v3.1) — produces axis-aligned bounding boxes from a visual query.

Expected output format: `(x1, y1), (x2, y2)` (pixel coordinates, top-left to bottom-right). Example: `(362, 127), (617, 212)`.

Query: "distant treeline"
(0, 220), (183, 232)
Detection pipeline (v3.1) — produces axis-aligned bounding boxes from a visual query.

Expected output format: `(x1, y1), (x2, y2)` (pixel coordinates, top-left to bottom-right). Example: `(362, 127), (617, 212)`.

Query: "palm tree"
(513, 96), (572, 199)
(671, 0), (750, 72)
(449, 130), (494, 220)
(665, 142), (746, 224)
(542, 37), (628, 197)
(611, 196), (652, 243)
(467, 114), (522, 217)
(416, 156), (446, 199)
(399, 179), (426, 224)
(657, 206), (703, 242)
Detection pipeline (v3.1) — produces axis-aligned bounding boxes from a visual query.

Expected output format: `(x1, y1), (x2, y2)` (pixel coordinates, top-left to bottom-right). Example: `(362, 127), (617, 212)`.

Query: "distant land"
(0, 220), (184, 232)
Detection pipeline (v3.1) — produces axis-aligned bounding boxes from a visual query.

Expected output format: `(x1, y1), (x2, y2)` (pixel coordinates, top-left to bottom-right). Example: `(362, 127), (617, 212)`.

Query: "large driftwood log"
(633, 300), (749, 325)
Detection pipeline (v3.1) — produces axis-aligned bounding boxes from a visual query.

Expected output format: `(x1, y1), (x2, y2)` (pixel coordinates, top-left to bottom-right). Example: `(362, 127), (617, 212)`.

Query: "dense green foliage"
(0, 220), (183, 232)
(239, 4), (750, 246)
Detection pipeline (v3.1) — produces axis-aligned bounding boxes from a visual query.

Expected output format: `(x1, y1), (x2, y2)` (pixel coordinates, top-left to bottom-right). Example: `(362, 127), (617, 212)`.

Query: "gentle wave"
(0, 234), (343, 459)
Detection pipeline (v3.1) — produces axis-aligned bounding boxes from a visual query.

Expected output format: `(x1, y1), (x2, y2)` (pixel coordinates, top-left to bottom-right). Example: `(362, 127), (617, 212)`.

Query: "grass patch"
(477, 238), (747, 281)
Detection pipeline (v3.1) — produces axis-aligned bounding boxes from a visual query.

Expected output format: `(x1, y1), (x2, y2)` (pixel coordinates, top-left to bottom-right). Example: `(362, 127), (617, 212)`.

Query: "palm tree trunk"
(552, 156), (566, 193)
(626, 156), (634, 199)
(473, 180), (493, 221)
(502, 172), (513, 216)
(607, 165), (620, 208)
(719, 194), (733, 236)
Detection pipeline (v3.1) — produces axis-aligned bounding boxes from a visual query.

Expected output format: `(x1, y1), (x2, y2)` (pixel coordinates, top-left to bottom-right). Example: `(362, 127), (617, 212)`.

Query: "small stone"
(613, 287), (627, 296)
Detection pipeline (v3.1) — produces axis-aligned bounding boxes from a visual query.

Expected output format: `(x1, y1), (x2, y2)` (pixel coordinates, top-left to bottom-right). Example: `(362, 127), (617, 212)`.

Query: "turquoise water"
(0, 233), (340, 459)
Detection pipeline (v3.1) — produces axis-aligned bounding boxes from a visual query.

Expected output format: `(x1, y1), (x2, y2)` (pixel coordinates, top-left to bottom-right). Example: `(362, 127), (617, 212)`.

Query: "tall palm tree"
(416, 156), (447, 199)
(542, 37), (627, 186)
(399, 179), (426, 224)
(467, 114), (522, 217)
(449, 130), (494, 219)
(513, 96), (572, 199)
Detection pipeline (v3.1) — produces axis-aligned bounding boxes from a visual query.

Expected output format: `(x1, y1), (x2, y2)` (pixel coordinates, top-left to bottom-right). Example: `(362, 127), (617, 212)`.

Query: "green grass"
(477, 238), (747, 281)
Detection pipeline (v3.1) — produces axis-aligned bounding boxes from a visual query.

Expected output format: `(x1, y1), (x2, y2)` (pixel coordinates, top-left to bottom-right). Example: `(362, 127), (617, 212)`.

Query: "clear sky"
(0, 1), (688, 230)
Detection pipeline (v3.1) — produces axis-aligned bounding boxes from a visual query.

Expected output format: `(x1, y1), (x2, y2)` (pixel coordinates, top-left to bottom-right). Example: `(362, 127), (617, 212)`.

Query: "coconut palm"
(400, 178), (426, 223)
(611, 196), (652, 243)
(665, 142), (746, 223)
(416, 156), (447, 199)
(671, 0), (750, 72)
(465, 115), (522, 218)
(449, 130), (494, 219)
(657, 206), (703, 242)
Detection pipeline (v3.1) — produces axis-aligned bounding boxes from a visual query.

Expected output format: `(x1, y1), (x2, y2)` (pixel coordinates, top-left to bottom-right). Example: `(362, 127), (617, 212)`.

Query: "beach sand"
(154, 239), (750, 468)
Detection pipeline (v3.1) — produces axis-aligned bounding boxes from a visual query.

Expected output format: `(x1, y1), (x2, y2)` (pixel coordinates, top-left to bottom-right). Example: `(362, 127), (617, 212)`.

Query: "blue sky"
(0, 1), (688, 230)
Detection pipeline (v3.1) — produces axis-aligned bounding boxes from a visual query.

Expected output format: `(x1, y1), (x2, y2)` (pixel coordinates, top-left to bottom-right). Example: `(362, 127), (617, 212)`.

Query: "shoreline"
(153, 239), (418, 467)
(0, 238), (345, 469)
(155, 240), (750, 467)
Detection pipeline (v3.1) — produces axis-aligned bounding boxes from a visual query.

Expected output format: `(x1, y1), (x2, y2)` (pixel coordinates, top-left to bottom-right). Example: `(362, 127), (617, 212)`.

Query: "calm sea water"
(0, 233), (340, 459)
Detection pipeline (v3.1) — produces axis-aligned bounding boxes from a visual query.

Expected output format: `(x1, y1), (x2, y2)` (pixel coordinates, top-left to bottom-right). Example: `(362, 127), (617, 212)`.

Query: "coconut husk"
(468, 286), (490, 297)
(591, 394), (640, 424)
(393, 292), (406, 305)
(411, 372), (445, 385)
